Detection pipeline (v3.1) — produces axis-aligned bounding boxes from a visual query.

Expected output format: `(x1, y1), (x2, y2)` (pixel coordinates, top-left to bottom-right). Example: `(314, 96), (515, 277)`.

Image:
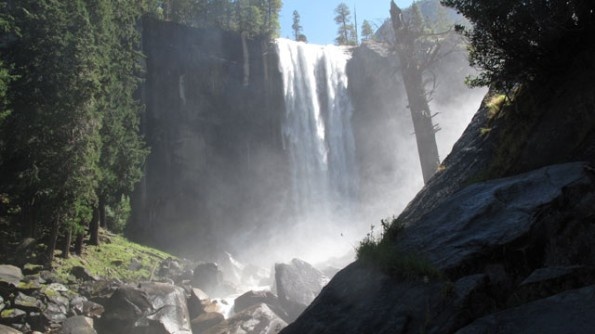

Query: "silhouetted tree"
(441, 0), (595, 89)
(292, 10), (302, 41)
(390, 1), (443, 183)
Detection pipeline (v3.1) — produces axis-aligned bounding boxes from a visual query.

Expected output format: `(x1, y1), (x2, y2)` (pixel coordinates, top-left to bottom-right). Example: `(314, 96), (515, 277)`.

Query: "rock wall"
(129, 18), (288, 260)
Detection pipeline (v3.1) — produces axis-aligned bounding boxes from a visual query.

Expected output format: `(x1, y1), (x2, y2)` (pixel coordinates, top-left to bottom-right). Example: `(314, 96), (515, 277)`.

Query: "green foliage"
(0, 0), (149, 262)
(163, 0), (282, 38)
(334, 2), (356, 46)
(356, 217), (442, 280)
(361, 19), (374, 42)
(53, 231), (175, 282)
(442, 0), (595, 89)
(106, 195), (132, 234)
(292, 10), (302, 41)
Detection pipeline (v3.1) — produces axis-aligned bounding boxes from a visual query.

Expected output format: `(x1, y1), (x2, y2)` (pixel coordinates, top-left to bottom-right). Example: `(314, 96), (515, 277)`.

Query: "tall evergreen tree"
(291, 10), (302, 41)
(361, 19), (374, 41)
(334, 2), (356, 45)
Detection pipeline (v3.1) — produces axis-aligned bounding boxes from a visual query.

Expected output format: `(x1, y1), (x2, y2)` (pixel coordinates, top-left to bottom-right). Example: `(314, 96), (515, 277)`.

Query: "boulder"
(70, 267), (97, 282)
(274, 259), (329, 321)
(203, 303), (287, 334)
(457, 285), (595, 334)
(59, 316), (96, 334)
(233, 290), (289, 322)
(98, 282), (191, 334)
(186, 288), (210, 319)
(190, 311), (224, 333)
(192, 263), (223, 297)
(0, 324), (22, 333)
(0, 265), (23, 286)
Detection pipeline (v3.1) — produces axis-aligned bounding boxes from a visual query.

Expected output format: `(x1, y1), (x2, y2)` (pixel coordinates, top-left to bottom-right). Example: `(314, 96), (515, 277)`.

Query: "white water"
(276, 39), (358, 223)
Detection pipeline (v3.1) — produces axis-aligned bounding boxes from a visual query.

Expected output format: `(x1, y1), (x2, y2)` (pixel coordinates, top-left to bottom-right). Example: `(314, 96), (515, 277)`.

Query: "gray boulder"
(274, 259), (329, 321)
(0, 324), (22, 333)
(0, 265), (23, 286)
(203, 303), (287, 334)
(233, 290), (289, 322)
(99, 282), (191, 334)
(59, 316), (96, 334)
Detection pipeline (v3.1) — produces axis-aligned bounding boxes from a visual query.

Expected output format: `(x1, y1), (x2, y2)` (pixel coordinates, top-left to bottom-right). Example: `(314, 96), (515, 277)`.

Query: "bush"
(356, 217), (442, 280)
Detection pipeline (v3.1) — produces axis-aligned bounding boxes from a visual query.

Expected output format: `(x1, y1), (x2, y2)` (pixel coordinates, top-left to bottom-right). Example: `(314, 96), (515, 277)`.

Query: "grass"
(52, 229), (176, 283)
(356, 217), (442, 281)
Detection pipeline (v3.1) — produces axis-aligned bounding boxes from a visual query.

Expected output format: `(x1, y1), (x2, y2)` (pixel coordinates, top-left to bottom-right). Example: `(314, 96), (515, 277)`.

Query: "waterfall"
(276, 38), (358, 221)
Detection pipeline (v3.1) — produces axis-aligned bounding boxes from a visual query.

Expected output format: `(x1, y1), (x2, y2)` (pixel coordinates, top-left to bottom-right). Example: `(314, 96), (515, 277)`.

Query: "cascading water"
(276, 38), (358, 223)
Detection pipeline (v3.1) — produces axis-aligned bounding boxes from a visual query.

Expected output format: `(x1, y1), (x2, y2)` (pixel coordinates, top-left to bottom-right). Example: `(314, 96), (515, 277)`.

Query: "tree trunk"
(45, 218), (60, 269)
(390, 1), (440, 184)
(62, 228), (71, 259)
(99, 196), (107, 230)
(89, 206), (100, 246)
(74, 232), (84, 255)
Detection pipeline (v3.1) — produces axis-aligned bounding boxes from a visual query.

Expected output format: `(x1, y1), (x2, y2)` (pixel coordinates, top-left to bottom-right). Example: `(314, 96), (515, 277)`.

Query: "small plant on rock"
(356, 217), (442, 280)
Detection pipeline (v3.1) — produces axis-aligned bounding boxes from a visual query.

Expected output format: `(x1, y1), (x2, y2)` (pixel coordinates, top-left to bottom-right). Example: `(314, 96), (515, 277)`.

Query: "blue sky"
(280, 0), (415, 45)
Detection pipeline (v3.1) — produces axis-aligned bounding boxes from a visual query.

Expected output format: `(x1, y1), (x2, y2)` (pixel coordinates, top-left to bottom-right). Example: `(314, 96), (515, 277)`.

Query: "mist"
(131, 18), (487, 288)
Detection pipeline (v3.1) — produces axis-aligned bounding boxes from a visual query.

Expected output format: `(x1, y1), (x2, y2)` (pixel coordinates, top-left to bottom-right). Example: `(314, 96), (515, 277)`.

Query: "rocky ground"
(0, 254), (332, 333)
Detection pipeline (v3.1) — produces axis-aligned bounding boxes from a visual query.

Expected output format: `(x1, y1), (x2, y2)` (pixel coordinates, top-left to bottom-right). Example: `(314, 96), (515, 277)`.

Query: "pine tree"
(361, 19), (374, 41)
(334, 2), (356, 45)
(292, 10), (302, 41)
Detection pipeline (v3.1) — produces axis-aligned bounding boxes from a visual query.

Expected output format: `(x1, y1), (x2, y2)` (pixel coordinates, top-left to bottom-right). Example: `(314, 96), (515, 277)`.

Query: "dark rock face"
(457, 285), (595, 334)
(274, 259), (329, 321)
(281, 162), (595, 333)
(129, 18), (288, 260)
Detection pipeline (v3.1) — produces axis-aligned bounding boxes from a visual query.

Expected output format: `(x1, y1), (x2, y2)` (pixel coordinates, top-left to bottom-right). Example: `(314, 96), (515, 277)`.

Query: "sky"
(280, 0), (415, 45)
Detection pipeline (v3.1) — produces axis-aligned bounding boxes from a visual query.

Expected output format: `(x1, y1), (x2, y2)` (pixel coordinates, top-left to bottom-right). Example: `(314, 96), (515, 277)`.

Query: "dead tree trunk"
(390, 1), (440, 184)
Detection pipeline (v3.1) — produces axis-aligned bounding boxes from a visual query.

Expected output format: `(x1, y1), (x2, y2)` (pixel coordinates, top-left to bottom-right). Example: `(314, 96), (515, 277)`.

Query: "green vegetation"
(356, 217), (442, 280)
(442, 0), (595, 89)
(162, 0), (283, 38)
(52, 229), (175, 282)
(0, 0), (150, 267)
(334, 3), (357, 46)
(360, 19), (374, 42)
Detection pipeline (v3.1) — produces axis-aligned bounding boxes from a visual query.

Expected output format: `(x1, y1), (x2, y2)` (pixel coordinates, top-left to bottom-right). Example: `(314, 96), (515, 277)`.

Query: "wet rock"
(274, 259), (329, 321)
(457, 285), (595, 334)
(99, 282), (191, 334)
(59, 316), (96, 334)
(233, 290), (289, 322)
(187, 288), (210, 319)
(190, 311), (224, 333)
(203, 303), (287, 334)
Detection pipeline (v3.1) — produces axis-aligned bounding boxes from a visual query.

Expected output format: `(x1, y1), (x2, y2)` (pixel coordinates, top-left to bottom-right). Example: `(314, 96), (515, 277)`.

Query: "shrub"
(356, 217), (442, 280)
